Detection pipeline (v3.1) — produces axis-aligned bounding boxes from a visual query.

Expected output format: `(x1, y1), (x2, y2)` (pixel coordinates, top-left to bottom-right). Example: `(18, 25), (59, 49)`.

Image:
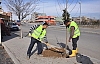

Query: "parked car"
(8, 22), (19, 31)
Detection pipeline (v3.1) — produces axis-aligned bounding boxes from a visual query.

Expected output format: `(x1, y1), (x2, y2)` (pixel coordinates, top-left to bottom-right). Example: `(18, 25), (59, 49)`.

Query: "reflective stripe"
(39, 36), (44, 38)
(74, 31), (80, 35)
(38, 31), (45, 40)
(35, 30), (41, 34)
(74, 28), (80, 35)
(33, 32), (40, 36)
(74, 28), (79, 31)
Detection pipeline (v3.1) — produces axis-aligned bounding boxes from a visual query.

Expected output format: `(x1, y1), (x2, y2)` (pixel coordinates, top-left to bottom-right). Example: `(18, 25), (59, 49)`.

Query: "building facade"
(0, 0), (12, 45)
(31, 12), (46, 22)
(31, 12), (56, 25)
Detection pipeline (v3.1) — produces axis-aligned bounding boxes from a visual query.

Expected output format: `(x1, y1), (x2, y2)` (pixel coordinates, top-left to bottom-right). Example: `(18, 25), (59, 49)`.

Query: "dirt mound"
(42, 48), (68, 58)
(49, 47), (65, 53)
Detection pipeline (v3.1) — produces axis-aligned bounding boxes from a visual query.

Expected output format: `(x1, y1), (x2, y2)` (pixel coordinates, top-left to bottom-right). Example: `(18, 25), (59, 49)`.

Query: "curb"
(2, 43), (20, 64)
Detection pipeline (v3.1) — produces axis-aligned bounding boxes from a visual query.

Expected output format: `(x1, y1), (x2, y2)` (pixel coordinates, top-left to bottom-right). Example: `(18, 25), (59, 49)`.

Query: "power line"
(62, 0), (66, 9)
(73, 5), (80, 16)
(68, 0), (74, 8)
(69, 0), (79, 13)
(57, 0), (64, 11)
(55, 0), (61, 17)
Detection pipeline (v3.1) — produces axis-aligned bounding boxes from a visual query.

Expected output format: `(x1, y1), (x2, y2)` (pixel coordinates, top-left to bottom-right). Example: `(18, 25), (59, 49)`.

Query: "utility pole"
(79, 0), (81, 24)
(0, 0), (2, 45)
(65, 0), (68, 49)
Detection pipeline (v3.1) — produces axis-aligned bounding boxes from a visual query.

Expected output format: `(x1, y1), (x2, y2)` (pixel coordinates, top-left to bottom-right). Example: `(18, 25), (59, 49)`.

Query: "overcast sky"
(1, 0), (100, 20)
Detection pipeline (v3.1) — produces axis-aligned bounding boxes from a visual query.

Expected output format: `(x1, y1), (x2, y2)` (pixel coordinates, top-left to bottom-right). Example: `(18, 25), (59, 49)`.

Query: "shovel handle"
(29, 36), (51, 47)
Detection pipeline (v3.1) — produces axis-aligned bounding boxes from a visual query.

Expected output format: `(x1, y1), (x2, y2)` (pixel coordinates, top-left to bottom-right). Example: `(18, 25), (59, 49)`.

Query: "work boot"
(76, 48), (78, 53)
(69, 50), (76, 57)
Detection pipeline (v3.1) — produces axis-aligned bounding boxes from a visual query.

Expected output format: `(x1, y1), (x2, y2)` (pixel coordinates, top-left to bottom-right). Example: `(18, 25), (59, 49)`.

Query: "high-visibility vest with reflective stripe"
(31, 25), (46, 41)
(68, 21), (80, 38)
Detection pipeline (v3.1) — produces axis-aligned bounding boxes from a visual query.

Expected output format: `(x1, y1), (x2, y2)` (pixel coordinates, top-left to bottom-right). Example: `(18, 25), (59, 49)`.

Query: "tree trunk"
(18, 14), (23, 39)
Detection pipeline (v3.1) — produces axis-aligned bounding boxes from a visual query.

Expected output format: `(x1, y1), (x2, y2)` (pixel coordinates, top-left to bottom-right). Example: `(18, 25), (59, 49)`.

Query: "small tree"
(4, 0), (39, 21)
(62, 9), (70, 21)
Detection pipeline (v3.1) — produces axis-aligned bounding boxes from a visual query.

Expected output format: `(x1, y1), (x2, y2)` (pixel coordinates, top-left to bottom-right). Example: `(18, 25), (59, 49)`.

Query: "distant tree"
(62, 9), (70, 21)
(4, 0), (39, 21)
(97, 20), (100, 25)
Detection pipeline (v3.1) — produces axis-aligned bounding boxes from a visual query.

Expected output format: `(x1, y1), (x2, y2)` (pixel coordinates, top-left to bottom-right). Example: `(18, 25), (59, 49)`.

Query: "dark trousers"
(27, 37), (43, 55)
(72, 36), (79, 50)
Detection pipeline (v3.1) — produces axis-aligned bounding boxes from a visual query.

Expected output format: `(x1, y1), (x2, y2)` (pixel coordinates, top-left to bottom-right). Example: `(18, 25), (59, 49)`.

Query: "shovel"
(36, 38), (65, 53)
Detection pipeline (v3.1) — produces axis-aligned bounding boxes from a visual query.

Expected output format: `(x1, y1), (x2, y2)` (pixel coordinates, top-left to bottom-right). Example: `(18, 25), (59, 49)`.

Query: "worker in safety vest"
(27, 22), (48, 59)
(64, 20), (80, 57)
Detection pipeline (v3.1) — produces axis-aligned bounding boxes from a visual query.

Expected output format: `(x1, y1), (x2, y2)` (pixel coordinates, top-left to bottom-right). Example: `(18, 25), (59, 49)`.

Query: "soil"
(0, 46), (14, 64)
(49, 47), (65, 53)
(42, 48), (68, 58)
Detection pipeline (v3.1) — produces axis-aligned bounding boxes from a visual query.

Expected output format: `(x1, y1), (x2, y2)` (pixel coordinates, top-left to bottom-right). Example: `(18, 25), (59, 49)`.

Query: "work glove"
(46, 43), (50, 46)
(45, 42), (48, 43)
(28, 33), (31, 37)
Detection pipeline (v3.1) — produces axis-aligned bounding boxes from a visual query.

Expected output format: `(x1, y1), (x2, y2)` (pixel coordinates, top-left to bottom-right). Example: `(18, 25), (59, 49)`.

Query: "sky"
(1, 0), (100, 20)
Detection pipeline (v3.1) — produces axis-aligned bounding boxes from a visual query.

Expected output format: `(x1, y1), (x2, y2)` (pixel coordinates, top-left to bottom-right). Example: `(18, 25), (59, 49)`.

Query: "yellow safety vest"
(68, 21), (80, 38)
(31, 25), (46, 41)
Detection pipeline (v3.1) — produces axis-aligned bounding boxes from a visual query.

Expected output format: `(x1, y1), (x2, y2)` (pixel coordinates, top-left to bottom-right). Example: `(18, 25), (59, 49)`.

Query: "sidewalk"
(1, 32), (100, 64)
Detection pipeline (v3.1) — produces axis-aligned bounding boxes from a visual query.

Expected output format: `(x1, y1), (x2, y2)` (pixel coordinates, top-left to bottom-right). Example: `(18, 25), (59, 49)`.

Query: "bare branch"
(4, 0), (40, 21)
